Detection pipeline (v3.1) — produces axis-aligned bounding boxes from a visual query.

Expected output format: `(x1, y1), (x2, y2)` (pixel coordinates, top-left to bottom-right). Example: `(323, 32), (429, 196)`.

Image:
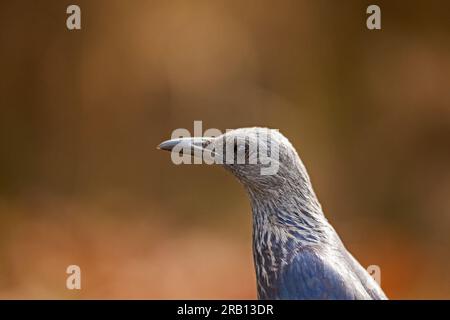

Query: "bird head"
(158, 127), (313, 198)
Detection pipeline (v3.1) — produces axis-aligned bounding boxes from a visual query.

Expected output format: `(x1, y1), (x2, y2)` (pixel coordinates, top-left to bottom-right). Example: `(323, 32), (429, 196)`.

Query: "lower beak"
(157, 137), (213, 157)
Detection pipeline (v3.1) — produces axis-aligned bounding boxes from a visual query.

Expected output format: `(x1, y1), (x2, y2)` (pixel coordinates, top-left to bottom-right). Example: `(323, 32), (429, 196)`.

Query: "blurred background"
(0, 0), (449, 299)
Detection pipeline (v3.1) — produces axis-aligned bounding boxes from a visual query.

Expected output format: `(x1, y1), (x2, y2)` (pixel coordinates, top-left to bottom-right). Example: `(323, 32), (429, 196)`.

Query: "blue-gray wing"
(270, 249), (372, 300)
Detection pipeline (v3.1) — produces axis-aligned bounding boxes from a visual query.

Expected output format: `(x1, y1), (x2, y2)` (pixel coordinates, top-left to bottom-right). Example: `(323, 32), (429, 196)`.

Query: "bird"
(158, 127), (387, 300)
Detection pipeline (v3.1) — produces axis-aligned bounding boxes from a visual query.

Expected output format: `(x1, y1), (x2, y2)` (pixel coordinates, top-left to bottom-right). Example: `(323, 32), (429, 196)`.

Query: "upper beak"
(157, 137), (214, 157)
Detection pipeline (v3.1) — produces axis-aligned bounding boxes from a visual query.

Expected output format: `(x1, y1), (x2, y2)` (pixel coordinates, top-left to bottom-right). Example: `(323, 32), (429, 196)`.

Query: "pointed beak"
(157, 137), (214, 157)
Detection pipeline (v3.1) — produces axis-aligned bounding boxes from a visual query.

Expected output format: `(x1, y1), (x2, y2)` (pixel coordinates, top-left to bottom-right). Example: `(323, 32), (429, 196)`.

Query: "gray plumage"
(158, 127), (387, 300)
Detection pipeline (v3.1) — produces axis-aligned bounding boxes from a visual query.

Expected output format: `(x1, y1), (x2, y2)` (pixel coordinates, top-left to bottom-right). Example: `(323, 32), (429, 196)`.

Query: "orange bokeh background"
(0, 1), (449, 298)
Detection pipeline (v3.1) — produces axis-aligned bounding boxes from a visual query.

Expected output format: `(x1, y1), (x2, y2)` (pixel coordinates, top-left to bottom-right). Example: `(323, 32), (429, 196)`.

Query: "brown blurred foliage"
(0, 0), (449, 299)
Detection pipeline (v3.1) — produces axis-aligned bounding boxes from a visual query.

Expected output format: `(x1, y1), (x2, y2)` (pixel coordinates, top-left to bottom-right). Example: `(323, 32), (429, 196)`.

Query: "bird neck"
(250, 192), (332, 253)
(248, 188), (334, 295)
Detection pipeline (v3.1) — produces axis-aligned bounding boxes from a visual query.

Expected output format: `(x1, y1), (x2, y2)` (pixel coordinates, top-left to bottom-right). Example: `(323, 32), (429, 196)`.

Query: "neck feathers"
(249, 184), (334, 294)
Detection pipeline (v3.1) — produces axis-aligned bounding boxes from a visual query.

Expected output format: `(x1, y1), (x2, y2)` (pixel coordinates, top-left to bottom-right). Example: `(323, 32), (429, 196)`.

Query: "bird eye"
(228, 138), (251, 165)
